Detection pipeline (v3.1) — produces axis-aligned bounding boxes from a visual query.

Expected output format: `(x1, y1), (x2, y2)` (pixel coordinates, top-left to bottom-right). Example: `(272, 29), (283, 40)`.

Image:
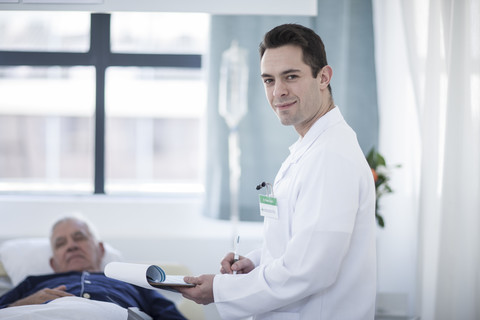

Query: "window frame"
(0, 13), (202, 194)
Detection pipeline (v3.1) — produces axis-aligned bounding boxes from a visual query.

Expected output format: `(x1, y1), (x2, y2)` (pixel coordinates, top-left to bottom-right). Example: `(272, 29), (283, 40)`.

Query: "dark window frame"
(0, 13), (202, 194)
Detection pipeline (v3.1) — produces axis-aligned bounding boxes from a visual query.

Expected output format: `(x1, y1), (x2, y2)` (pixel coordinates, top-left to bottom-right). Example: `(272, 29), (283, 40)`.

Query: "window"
(104, 67), (205, 193)
(0, 66), (95, 193)
(0, 11), (90, 52)
(0, 12), (209, 195)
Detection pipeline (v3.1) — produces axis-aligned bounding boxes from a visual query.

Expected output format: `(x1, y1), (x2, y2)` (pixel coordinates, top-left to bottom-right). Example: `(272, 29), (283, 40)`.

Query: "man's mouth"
(67, 254), (85, 263)
(275, 100), (296, 109)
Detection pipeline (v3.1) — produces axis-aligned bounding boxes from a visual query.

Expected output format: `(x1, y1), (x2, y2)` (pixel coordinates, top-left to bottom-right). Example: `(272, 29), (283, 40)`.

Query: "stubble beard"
(276, 108), (297, 127)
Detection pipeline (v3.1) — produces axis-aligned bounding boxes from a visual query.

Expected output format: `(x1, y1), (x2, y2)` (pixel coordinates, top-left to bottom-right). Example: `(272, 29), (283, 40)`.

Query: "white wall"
(0, 0), (317, 16)
(0, 194), (263, 319)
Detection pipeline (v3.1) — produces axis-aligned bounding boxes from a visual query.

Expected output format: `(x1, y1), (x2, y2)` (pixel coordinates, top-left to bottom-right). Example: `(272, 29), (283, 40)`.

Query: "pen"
(233, 235), (240, 275)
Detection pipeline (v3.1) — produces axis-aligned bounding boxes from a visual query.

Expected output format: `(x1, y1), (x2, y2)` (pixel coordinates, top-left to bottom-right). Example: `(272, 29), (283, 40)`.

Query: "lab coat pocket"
(264, 196), (290, 258)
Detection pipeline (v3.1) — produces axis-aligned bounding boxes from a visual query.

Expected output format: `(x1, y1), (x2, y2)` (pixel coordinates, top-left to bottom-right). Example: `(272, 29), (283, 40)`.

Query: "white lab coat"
(213, 107), (376, 320)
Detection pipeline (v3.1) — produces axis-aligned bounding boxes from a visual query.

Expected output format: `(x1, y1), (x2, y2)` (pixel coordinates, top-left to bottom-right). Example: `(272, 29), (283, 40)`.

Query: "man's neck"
(295, 102), (335, 137)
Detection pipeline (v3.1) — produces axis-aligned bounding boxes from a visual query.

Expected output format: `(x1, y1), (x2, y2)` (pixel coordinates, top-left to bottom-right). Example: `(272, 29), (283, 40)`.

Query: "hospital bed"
(0, 238), (204, 320)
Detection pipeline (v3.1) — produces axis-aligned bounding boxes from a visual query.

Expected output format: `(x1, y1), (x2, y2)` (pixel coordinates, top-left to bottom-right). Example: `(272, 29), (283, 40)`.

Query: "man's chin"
(66, 258), (90, 271)
(279, 118), (294, 126)
(276, 114), (289, 125)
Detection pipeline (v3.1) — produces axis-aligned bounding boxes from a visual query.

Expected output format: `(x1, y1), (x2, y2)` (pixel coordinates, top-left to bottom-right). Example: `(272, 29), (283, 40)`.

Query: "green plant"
(366, 147), (400, 228)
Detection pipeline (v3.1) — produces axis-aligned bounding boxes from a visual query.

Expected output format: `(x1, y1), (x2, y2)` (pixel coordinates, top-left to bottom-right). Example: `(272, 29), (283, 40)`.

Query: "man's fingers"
(183, 276), (202, 285)
(178, 287), (195, 300)
(54, 290), (74, 297)
(46, 286), (74, 297)
(219, 252), (236, 274)
(176, 284), (201, 302)
(232, 258), (255, 274)
(52, 285), (67, 291)
(231, 262), (240, 273)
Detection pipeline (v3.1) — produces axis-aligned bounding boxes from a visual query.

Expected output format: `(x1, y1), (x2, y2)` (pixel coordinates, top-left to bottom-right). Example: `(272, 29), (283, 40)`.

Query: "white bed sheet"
(0, 296), (127, 320)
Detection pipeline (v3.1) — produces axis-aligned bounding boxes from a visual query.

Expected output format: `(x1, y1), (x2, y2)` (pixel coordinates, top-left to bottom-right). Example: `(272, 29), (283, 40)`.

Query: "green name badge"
(259, 195), (278, 219)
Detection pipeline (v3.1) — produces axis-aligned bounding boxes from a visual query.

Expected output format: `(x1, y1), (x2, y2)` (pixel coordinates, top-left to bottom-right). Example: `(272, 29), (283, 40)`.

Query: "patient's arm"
(8, 285), (74, 307)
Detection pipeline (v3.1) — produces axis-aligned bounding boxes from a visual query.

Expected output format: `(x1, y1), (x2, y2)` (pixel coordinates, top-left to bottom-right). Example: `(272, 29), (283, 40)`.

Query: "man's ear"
(319, 65), (333, 89)
(98, 241), (105, 258)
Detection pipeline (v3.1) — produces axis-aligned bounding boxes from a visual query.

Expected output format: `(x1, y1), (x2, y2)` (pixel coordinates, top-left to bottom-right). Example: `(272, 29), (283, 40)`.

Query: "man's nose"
(273, 81), (288, 97)
(66, 240), (79, 251)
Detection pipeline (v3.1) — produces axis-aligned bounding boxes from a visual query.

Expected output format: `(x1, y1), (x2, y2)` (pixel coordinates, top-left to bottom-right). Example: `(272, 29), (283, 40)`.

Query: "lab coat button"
(83, 293), (91, 299)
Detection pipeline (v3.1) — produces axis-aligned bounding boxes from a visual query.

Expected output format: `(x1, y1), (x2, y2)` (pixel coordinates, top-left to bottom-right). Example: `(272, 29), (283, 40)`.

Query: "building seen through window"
(0, 11), (209, 195)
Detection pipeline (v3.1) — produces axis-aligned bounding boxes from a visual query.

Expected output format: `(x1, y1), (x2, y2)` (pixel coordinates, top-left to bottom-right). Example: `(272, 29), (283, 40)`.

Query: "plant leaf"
(376, 213), (385, 228)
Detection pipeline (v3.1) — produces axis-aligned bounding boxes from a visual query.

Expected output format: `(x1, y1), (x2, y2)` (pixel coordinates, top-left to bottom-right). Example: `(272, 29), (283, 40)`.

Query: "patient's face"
(49, 219), (105, 273)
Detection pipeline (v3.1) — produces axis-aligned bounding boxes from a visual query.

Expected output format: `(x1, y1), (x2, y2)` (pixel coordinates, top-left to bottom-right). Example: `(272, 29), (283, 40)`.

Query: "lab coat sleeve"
(213, 148), (366, 319)
(244, 248), (262, 267)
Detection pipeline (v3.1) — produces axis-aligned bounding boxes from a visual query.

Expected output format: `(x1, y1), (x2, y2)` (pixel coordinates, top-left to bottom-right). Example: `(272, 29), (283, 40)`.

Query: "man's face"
(49, 219), (104, 273)
(261, 45), (331, 136)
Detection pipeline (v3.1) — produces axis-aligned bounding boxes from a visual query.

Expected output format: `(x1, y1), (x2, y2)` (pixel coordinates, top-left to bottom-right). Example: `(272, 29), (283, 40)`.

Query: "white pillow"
(0, 238), (123, 286)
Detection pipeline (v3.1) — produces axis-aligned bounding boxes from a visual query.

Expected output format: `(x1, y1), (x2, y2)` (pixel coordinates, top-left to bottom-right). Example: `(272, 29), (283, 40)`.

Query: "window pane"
(111, 12), (209, 54)
(0, 11), (90, 52)
(0, 66), (95, 193)
(105, 67), (206, 193)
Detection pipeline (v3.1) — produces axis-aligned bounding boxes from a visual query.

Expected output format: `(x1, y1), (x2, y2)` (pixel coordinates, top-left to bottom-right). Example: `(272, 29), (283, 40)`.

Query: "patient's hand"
(8, 285), (74, 307)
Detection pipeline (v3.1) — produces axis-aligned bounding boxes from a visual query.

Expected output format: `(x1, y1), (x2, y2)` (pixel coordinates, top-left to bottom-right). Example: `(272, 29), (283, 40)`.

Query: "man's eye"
(287, 75), (298, 80)
(55, 241), (66, 249)
(263, 79), (273, 84)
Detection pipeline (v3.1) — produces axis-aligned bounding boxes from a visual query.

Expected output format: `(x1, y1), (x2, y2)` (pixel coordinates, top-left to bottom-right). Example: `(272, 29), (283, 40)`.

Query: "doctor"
(178, 23), (376, 320)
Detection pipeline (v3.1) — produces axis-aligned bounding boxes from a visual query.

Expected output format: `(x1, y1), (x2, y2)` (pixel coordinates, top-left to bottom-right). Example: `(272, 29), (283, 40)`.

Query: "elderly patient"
(0, 217), (186, 320)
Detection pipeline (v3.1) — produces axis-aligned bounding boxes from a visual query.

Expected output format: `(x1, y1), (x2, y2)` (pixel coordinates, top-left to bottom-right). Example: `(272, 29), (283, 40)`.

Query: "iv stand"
(218, 40), (249, 242)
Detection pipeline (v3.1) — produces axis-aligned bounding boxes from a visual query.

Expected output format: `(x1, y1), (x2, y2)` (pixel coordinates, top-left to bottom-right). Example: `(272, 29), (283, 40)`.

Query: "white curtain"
(373, 0), (480, 319)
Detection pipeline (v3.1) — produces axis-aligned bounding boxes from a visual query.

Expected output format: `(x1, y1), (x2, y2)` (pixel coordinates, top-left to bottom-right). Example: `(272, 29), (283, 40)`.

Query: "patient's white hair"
(50, 213), (101, 243)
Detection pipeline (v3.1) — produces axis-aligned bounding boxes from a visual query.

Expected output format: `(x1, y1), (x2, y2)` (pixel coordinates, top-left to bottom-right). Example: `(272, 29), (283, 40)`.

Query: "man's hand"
(220, 252), (255, 275)
(176, 274), (215, 305)
(8, 285), (74, 307)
